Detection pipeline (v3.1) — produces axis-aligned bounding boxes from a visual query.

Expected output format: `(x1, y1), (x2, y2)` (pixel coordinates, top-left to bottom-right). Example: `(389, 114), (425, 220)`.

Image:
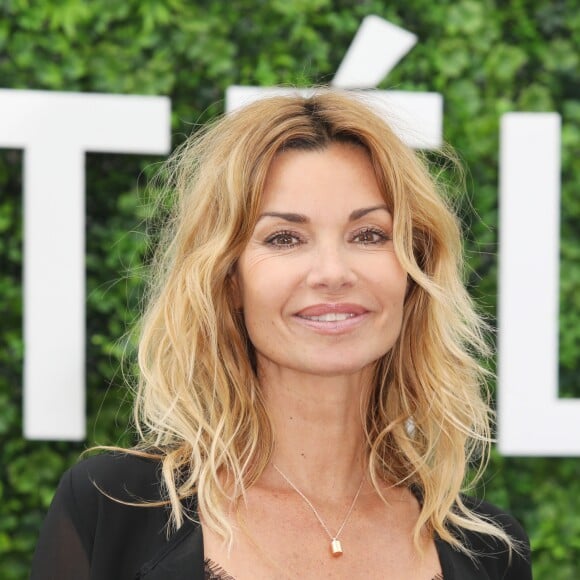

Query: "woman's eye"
(265, 231), (301, 247)
(352, 228), (389, 245)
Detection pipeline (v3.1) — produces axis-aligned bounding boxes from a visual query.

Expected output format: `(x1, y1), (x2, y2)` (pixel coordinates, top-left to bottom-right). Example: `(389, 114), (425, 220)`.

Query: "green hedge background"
(1, 0), (579, 577)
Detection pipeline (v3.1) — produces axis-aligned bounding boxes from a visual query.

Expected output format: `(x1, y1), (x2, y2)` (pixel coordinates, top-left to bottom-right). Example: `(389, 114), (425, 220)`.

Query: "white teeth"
(303, 312), (355, 322)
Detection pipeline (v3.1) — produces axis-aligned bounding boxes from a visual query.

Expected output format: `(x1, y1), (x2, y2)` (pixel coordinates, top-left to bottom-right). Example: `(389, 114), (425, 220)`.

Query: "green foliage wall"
(1, 0), (579, 577)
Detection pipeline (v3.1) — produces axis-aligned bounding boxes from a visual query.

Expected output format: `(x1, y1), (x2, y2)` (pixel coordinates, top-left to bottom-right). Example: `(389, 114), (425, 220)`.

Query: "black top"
(31, 453), (532, 580)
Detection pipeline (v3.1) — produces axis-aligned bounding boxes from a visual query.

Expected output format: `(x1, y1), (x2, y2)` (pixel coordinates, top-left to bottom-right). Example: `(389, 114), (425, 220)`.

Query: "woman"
(32, 91), (532, 579)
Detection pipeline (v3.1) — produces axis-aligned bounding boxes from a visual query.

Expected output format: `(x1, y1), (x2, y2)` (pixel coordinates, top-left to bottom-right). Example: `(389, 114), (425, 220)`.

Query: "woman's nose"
(305, 243), (357, 291)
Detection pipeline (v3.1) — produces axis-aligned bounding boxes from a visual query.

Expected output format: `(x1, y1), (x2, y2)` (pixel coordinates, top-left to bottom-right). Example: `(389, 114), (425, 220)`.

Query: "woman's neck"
(258, 363), (373, 501)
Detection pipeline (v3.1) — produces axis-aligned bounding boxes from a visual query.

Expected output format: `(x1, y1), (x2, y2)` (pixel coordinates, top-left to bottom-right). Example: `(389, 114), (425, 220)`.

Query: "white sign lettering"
(0, 90), (171, 440)
(498, 113), (580, 455)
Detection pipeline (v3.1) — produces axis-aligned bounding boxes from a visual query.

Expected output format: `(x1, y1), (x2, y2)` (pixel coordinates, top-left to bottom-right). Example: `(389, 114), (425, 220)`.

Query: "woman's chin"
(255, 348), (385, 381)
(291, 356), (379, 379)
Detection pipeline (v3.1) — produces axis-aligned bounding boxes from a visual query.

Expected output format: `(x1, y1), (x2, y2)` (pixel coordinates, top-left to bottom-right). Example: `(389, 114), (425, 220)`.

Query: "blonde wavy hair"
(130, 90), (511, 556)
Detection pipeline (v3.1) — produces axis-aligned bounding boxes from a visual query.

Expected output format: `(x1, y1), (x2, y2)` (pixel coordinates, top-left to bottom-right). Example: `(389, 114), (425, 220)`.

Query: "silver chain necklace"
(272, 463), (365, 557)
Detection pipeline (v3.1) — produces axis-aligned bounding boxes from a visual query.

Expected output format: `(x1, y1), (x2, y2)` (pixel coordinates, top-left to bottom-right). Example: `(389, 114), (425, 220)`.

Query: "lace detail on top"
(203, 558), (443, 579)
(204, 558), (236, 580)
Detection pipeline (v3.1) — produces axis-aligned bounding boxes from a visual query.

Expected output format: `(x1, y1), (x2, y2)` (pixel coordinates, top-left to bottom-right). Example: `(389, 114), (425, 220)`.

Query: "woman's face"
(233, 142), (408, 380)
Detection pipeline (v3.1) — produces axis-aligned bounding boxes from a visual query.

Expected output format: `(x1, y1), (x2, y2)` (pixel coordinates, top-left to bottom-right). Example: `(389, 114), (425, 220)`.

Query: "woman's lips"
(298, 311), (356, 322)
(295, 303), (367, 317)
(293, 303), (369, 334)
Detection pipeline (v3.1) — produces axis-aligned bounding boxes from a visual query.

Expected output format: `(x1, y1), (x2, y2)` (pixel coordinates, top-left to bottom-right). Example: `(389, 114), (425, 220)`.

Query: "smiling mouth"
(297, 312), (357, 322)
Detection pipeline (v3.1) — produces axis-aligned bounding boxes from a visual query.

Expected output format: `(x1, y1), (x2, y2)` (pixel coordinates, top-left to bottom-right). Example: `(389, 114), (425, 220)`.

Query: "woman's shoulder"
(34, 452), (199, 579)
(64, 451), (164, 503)
(50, 451), (168, 546)
(437, 495), (532, 580)
(460, 495), (529, 546)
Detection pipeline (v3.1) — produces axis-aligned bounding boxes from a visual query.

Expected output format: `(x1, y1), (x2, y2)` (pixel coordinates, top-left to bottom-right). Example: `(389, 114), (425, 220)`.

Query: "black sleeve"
(463, 497), (533, 580)
(31, 467), (94, 580)
(30, 453), (170, 580)
(495, 508), (532, 580)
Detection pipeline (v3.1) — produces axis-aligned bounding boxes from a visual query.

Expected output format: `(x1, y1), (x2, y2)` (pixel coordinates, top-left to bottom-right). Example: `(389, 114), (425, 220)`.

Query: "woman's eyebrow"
(257, 205), (389, 224)
(257, 211), (308, 223)
(348, 205), (389, 221)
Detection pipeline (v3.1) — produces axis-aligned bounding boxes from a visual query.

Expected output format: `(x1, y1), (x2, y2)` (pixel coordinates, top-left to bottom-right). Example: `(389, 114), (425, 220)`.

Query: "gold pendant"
(330, 538), (343, 557)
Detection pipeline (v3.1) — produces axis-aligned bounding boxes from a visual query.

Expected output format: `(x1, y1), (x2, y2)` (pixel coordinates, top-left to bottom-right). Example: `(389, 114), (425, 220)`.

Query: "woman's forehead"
(258, 143), (388, 210)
